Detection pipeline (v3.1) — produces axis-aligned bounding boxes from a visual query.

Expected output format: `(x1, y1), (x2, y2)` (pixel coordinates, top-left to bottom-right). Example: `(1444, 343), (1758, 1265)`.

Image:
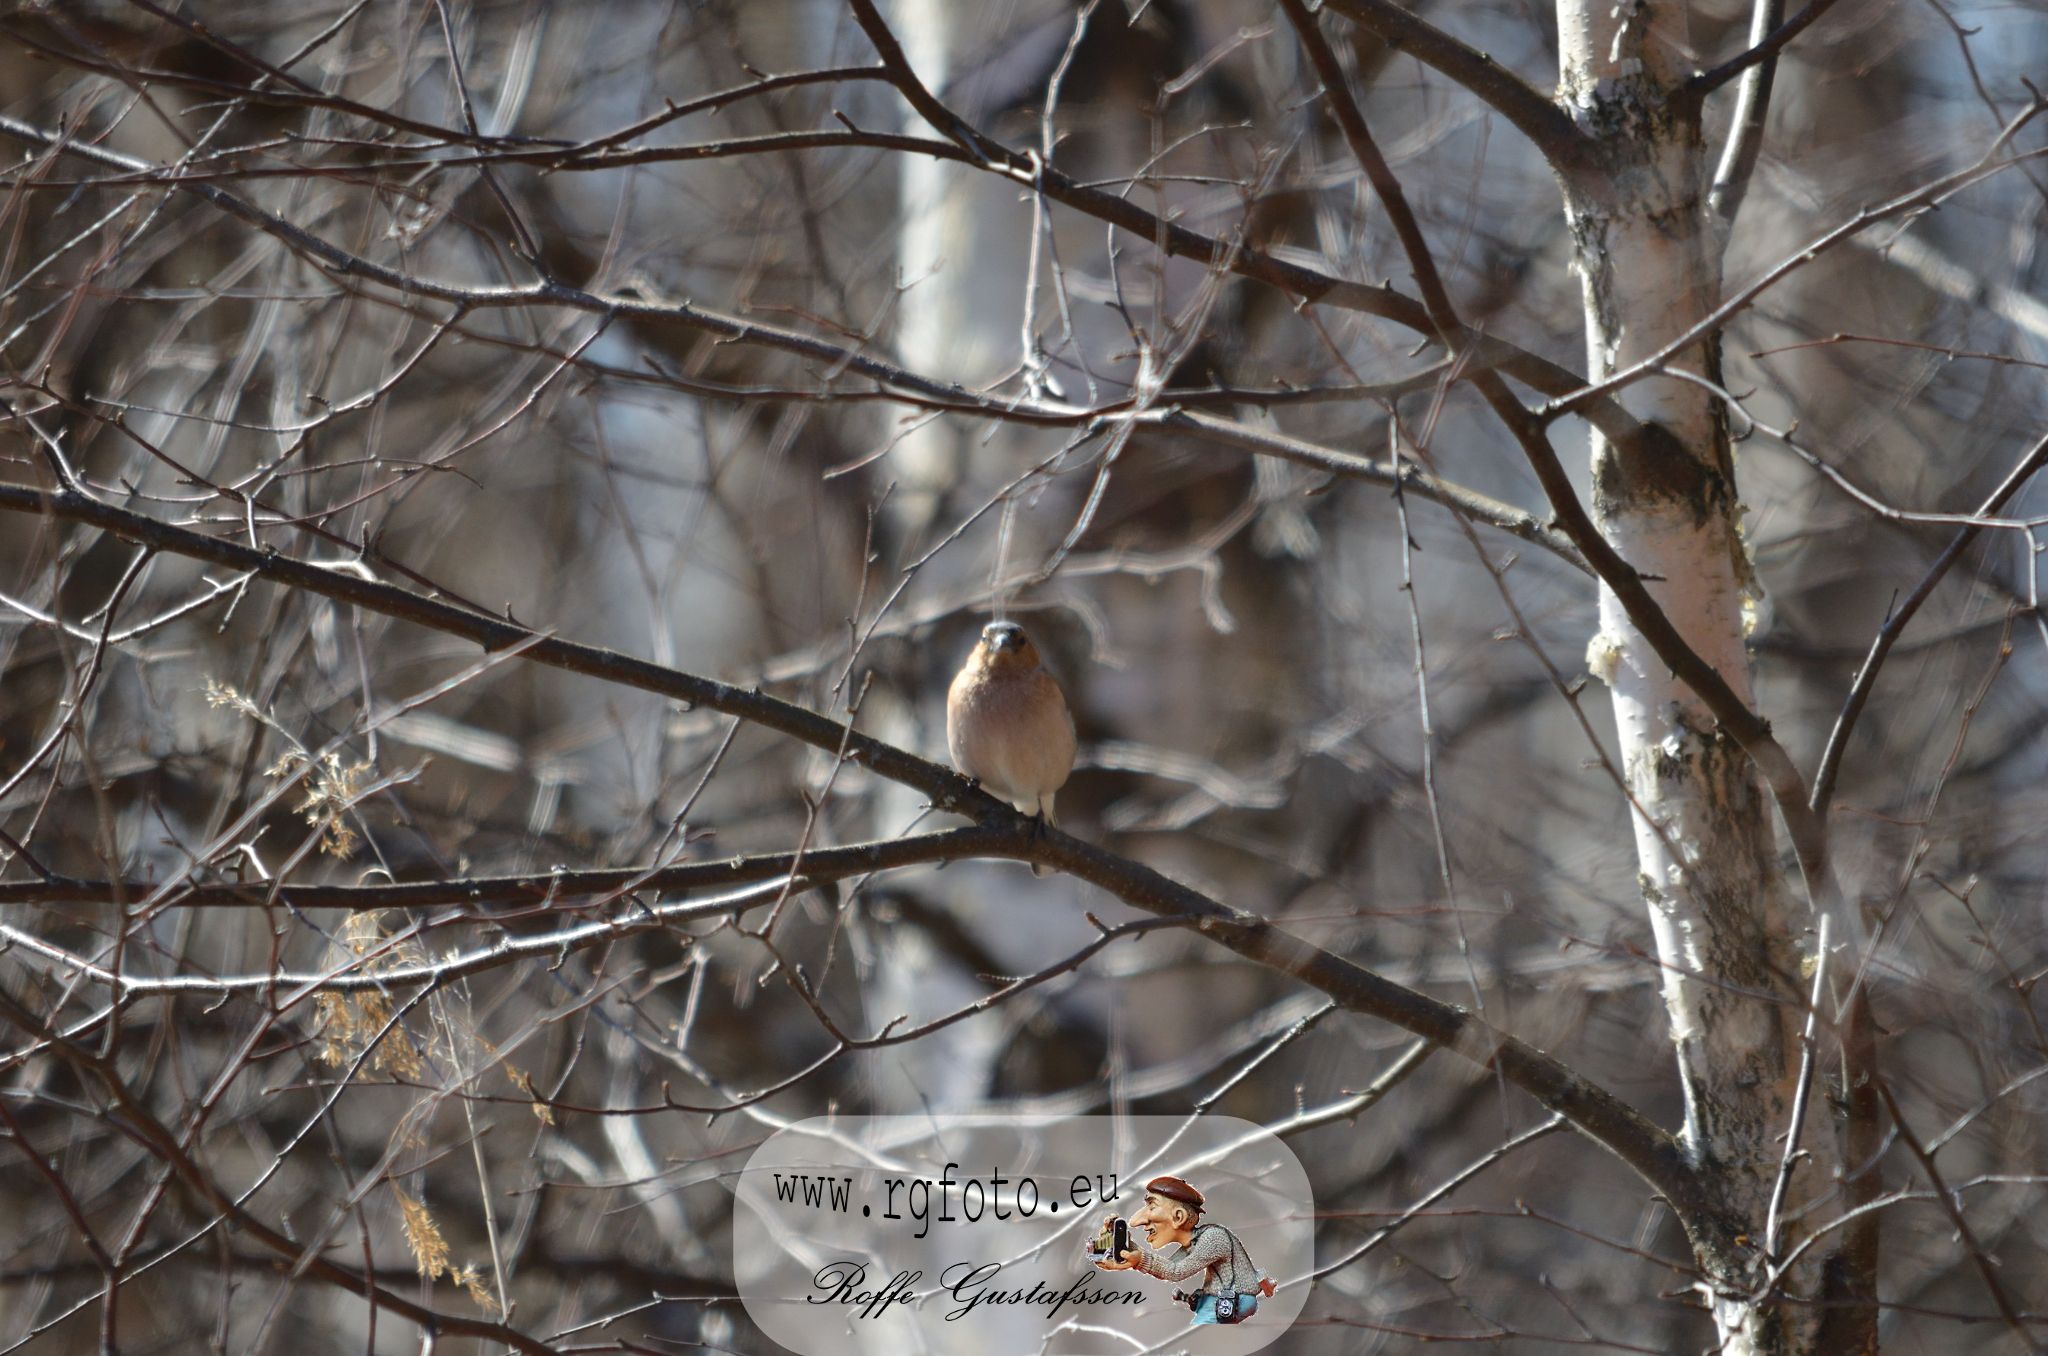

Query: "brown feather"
(947, 626), (1076, 875)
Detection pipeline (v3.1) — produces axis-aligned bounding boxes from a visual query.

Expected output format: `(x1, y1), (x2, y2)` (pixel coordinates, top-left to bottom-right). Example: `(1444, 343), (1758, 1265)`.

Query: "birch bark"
(1554, 6), (1840, 1350)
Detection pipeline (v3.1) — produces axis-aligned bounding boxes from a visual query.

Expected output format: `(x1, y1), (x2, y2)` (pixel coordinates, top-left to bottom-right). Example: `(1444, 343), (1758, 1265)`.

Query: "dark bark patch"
(1593, 418), (1735, 523)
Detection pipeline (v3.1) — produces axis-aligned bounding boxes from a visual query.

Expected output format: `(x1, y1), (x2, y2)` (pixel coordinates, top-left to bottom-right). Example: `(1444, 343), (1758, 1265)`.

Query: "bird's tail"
(1030, 795), (1058, 878)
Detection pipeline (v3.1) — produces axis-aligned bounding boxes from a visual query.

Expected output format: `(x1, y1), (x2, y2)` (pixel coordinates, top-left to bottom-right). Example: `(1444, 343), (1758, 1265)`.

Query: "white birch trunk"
(863, 0), (1009, 1111)
(893, 0), (964, 534)
(1555, 6), (1837, 1351)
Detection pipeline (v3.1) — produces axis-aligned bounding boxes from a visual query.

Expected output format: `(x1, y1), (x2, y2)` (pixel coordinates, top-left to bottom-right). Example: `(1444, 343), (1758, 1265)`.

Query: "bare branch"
(1706, 0), (1788, 229)
(1810, 430), (2048, 816)
(1686, 0), (1852, 97)
(0, 987), (568, 1356)
(0, 481), (1722, 1246)
(1314, 0), (1591, 174)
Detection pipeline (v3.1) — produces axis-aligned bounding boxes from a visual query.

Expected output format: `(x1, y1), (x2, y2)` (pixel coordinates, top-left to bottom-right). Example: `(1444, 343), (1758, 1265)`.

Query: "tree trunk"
(1555, 6), (1843, 1350)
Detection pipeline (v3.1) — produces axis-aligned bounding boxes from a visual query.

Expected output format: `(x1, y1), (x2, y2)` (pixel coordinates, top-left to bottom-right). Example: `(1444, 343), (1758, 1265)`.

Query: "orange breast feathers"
(946, 627), (1076, 822)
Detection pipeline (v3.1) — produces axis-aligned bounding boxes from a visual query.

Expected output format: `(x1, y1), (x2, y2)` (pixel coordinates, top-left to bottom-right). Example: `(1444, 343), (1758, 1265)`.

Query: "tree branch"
(1686, 0), (1850, 97)
(0, 480), (1725, 1249)
(1279, 0), (1460, 338)
(0, 113), (1591, 572)
(808, 6), (1640, 449)
(0, 105), (1660, 459)
(0, 987), (567, 1356)
(1470, 379), (1833, 896)
(1311, 0), (1591, 175)
(1543, 107), (2048, 422)
(1810, 429), (2048, 816)
(1705, 0), (1787, 230)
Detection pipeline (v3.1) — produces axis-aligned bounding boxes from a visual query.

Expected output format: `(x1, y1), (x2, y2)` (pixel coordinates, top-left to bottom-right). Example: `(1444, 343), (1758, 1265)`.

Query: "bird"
(946, 620), (1076, 875)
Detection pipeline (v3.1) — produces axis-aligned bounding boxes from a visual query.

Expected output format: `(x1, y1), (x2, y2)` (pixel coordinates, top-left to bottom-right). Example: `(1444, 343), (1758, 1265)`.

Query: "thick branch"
(1280, 0), (1460, 337)
(1311, 0), (1591, 174)
(0, 481), (1723, 1244)
(1471, 379), (1832, 893)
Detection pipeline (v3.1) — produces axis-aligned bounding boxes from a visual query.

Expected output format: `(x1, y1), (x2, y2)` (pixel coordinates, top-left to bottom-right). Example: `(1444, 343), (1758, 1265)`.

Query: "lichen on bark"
(1557, 2), (1848, 1349)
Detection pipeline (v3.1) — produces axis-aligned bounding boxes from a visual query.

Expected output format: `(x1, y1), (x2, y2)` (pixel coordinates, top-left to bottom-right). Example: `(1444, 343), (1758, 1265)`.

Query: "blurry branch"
(430, 0), (537, 263)
(772, 915), (1201, 1054)
(1169, 410), (1589, 571)
(4, 14), (892, 155)
(58, 0), (1593, 187)
(1279, 0), (1458, 338)
(1867, 1073), (2039, 1346)
(2, 11), (510, 148)
(1278, 3), (1697, 915)
(0, 119), (1592, 564)
(1706, 0), (1787, 229)
(1281, 0), (1590, 173)
(0, 987), (566, 1356)
(1270, 1039), (1436, 1139)
(1471, 105), (2048, 905)
(1852, 230), (2048, 344)
(1278, 0), (1835, 915)
(848, 0), (1614, 412)
(1278, 0), (1482, 1023)
(532, 6), (1656, 449)
(0, 548), (150, 825)
(1810, 430), (2048, 816)
(1542, 102), (2048, 420)
(0, 481), (1728, 1250)
(0, 482), (981, 812)
(0, 1099), (114, 1283)
(1680, 371), (2048, 534)
(1009, 996), (1339, 1116)
(0, 115), (1590, 571)
(1476, 383), (1835, 906)
(1312, 1113), (1568, 1279)
(0, 87), (1667, 458)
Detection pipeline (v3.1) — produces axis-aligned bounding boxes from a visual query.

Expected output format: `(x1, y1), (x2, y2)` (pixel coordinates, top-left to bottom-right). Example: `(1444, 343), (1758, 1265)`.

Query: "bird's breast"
(947, 665), (1076, 805)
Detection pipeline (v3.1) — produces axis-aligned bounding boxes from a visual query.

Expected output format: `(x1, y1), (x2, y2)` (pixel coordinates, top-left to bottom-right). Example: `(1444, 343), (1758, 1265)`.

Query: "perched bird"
(946, 620), (1076, 874)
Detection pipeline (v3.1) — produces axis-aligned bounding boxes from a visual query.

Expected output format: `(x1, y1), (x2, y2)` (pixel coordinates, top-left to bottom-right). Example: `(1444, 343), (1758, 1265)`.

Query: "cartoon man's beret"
(1144, 1176), (1204, 1210)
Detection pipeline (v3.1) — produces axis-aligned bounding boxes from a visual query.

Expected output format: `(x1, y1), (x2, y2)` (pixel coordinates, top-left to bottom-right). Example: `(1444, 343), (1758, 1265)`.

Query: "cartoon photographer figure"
(1092, 1175), (1277, 1325)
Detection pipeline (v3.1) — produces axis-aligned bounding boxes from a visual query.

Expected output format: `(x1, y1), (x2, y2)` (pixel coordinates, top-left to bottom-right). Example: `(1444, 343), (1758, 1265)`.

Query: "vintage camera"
(1088, 1216), (1130, 1261)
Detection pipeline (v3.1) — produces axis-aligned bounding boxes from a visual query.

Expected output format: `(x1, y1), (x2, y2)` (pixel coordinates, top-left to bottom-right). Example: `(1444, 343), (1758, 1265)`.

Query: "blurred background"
(1, 0), (2045, 1350)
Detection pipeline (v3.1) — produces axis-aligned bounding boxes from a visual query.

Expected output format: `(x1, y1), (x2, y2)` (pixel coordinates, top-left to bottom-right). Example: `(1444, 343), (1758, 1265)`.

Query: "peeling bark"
(1555, 5), (1844, 1350)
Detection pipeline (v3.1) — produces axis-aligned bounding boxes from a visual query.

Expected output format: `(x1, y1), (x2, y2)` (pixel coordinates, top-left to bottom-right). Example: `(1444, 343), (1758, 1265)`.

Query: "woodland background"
(1, 0), (2046, 1352)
